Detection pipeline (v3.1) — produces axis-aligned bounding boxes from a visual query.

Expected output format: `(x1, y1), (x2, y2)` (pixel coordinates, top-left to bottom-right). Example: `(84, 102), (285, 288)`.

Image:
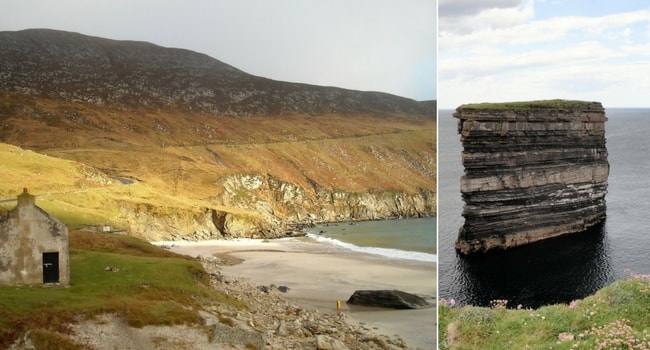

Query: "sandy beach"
(157, 237), (437, 349)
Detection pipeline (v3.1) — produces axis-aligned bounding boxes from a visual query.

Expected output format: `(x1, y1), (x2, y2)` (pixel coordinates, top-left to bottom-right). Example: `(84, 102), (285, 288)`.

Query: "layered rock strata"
(454, 100), (609, 254)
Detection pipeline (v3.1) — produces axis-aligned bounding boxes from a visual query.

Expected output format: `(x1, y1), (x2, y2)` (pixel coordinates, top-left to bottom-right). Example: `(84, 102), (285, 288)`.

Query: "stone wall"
(454, 100), (609, 254)
(0, 190), (70, 285)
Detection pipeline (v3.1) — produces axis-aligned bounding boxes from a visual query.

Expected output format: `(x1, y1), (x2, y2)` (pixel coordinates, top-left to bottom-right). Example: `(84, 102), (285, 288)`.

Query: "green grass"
(457, 99), (597, 111)
(439, 274), (650, 349)
(0, 231), (246, 348)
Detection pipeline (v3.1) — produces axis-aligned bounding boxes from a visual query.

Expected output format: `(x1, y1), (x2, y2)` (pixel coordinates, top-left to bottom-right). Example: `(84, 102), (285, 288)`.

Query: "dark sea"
(439, 108), (650, 308)
(304, 217), (437, 264)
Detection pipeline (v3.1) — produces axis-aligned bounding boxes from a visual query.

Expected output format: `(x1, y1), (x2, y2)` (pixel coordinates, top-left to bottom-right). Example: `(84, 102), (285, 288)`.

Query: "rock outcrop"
(106, 171), (435, 242)
(454, 100), (609, 254)
(218, 173), (436, 225)
(346, 290), (432, 309)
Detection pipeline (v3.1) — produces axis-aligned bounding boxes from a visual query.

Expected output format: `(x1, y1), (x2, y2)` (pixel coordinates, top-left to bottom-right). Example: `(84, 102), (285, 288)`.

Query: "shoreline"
(155, 237), (437, 349)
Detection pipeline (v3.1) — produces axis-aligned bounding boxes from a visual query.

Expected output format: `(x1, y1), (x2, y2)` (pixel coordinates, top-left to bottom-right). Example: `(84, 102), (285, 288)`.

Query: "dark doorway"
(42, 252), (59, 284)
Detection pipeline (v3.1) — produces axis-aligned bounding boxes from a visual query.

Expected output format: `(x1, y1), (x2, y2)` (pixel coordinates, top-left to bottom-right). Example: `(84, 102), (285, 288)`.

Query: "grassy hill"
(0, 92), (435, 240)
(439, 273), (650, 349)
(0, 231), (243, 348)
(0, 29), (435, 239)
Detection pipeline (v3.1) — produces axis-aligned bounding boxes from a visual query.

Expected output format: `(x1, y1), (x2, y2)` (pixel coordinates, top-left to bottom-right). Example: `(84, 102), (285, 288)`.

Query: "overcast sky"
(439, 0), (650, 108)
(0, 0), (436, 102)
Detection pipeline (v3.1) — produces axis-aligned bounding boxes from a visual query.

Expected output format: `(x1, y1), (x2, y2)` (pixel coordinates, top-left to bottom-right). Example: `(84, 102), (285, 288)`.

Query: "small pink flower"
(449, 298), (456, 307)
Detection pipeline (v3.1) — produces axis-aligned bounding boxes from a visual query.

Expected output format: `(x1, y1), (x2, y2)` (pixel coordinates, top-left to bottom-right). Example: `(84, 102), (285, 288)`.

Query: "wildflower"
(449, 298), (456, 307)
(490, 299), (508, 309)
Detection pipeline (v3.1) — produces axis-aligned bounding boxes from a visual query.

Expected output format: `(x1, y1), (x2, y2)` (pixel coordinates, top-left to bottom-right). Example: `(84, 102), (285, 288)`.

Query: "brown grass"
(68, 230), (187, 259)
(26, 329), (86, 350)
(0, 91), (435, 236)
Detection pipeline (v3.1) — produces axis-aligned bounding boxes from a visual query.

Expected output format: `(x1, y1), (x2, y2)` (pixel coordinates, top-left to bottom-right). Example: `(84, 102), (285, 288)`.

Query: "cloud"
(442, 8), (650, 51)
(439, 3), (650, 108)
(441, 41), (623, 81)
(439, 0), (523, 18)
(439, 0), (533, 34)
(441, 59), (650, 108)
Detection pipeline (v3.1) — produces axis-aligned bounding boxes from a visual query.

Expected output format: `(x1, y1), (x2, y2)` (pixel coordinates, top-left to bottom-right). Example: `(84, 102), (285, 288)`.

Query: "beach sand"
(160, 238), (437, 349)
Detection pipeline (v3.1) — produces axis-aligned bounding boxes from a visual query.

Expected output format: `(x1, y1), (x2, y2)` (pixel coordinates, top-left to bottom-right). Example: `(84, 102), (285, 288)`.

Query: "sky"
(0, 0), (436, 102)
(439, 0), (650, 108)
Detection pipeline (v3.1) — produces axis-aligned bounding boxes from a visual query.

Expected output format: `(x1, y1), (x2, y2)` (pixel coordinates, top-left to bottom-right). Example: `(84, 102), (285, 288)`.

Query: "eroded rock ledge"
(454, 100), (609, 254)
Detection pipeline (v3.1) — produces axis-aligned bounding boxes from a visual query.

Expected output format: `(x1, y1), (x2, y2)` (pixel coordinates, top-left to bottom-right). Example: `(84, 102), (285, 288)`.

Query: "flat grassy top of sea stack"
(457, 99), (597, 111)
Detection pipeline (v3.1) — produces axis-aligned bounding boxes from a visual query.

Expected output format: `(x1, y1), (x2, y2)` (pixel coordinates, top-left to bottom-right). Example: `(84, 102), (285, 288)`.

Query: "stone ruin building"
(0, 188), (70, 285)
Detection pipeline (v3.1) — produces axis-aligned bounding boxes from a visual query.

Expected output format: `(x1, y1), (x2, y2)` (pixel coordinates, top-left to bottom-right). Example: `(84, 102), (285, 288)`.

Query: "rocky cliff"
(454, 100), (608, 254)
(108, 172), (435, 242)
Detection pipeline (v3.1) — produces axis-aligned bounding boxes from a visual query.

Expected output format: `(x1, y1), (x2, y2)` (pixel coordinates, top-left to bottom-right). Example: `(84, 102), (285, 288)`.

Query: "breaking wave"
(306, 233), (437, 263)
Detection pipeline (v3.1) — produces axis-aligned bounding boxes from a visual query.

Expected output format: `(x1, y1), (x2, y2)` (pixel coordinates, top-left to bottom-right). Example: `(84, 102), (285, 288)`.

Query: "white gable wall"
(0, 191), (70, 285)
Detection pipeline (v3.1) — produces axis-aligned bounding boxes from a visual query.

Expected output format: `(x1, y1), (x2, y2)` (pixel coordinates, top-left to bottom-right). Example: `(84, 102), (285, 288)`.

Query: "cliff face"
(219, 173), (435, 222)
(454, 100), (609, 254)
(121, 173), (436, 241)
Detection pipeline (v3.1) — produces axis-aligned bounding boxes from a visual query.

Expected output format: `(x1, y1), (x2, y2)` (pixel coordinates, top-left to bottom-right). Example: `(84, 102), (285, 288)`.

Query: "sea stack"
(454, 100), (609, 254)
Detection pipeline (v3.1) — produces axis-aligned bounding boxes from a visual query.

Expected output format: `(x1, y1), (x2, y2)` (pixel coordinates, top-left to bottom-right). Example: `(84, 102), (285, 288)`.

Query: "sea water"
(439, 108), (650, 308)
(304, 217), (437, 349)
(305, 217), (437, 263)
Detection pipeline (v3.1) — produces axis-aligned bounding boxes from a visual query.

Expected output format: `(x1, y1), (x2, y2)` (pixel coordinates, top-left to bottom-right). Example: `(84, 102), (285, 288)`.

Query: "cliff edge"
(454, 100), (609, 254)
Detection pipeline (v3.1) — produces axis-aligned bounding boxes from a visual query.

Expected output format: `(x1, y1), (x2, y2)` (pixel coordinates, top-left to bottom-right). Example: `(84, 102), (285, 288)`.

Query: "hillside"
(440, 274), (650, 349)
(2, 232), (401, 349)
(0, 29), (434, 116)
(0, 29), (435, 240)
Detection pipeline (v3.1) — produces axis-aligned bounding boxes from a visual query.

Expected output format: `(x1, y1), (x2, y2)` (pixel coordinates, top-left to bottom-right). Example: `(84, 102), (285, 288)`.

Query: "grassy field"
(0, 231), (245, 348)
(457, 99), (597, 111)
(439, 273), (650, 349)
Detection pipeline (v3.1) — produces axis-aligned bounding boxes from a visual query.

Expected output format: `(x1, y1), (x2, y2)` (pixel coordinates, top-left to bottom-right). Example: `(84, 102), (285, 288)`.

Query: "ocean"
(304, 217), (437, 264)
(303, 217), (436, 348)
(439, 108), (650, 308)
